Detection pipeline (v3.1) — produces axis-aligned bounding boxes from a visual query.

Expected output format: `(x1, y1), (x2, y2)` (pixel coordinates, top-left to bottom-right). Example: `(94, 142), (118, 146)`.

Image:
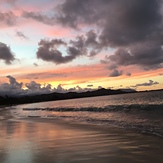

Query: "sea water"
(11, 90), (163, 137)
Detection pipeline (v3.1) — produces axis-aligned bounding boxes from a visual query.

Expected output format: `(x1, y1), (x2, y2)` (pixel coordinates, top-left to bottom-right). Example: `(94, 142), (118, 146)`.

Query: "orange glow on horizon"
(0, 63), (162, 91)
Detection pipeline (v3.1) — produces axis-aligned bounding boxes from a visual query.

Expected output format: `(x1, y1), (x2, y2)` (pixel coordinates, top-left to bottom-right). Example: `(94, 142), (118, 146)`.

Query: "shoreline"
(1, 89), (162, 108)
(1, 109), (163, 163)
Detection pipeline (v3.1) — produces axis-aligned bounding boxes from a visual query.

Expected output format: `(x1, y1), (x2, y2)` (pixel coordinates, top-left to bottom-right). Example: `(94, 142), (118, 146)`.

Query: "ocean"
(11, 90), (163, 138)
(1, 90), (163, 163)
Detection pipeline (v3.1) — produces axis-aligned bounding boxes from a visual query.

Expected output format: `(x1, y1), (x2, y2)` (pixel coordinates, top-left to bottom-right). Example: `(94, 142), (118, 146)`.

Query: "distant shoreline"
(0, 88), (162, 107)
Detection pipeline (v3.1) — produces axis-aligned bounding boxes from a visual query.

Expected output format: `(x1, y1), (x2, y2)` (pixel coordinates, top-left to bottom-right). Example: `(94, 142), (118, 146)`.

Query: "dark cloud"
(0, 76), (100, 97)
(55, 0), (102, 28)
(107, 63), (118, 70)
(131, 80), (159, 88)
(108, 42), (163, 70)
(68, 32), (101, 57)
(25, 81), (52, 95)
(85, 30), (99, 47)
(2, 0), (162, 71)
(56, 0), (162, 45)
(68, 36), (86, 56)
(0, 76), (52, 96)
(87, 84), (93, 87)
(0, 12), (16, 26)
(0, 76), (24, 97)
(85, 30), (101, 56)
(37, 35), (99, 64)
(55, 0), (163, 70)
(25, 81), (41, 90)
(54, 84), (66, 93)
(98, 0), (162, 47)
(0, 42), (16, 64)
(0, 76), (52, 97)
(7, 75), (23, 88)
(15, 31), (28, 40)
(36, 29), (104, 64)
(109, 69), (123, 77)
(36, 39), (76, 64)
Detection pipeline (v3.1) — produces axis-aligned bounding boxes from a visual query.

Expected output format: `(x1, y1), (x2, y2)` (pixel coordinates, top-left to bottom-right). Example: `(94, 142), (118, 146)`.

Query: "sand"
(1, 109), (163, 163)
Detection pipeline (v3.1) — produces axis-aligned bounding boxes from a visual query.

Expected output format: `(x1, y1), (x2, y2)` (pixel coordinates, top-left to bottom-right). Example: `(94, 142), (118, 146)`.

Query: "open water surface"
(10, 90), (163, 137)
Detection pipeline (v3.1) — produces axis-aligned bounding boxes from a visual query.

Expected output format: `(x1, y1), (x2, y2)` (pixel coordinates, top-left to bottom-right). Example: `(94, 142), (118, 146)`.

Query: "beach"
(1, 0), (163, 162)
(0, 108), (163, 163)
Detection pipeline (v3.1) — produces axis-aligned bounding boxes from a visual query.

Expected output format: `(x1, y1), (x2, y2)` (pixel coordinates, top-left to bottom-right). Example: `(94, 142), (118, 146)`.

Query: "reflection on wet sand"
(1, 109), (163, 163)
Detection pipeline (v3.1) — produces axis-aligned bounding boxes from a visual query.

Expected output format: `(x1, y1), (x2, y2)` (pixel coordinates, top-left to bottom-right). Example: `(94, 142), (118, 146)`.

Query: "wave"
(22, 104), (163, 113)
(24, 112), (163, 138)
(21, 104), (163, 138)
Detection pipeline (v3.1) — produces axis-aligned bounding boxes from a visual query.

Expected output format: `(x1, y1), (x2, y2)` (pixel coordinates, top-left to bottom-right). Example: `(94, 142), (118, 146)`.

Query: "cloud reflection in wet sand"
(1, 111), (163, 163)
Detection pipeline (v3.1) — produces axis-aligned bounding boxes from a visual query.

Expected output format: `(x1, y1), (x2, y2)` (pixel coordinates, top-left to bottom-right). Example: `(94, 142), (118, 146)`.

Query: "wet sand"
(1, 109), (163, 163)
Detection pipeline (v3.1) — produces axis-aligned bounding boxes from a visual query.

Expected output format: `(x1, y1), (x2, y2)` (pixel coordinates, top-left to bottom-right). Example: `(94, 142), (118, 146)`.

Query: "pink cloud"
(47, 28), (75, 38)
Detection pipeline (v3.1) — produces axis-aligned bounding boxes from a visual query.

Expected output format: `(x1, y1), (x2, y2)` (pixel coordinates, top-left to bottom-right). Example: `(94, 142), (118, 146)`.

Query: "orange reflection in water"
(1, 110), (163, 163)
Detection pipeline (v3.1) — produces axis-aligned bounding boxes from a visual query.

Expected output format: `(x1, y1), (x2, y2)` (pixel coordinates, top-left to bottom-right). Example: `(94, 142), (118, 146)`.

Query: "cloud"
(108, 42), (163, 70)
(107, 63), (118, 70)
(0, 76), (54, 97)
(126, 72), (131, 76)
(87, 84), (93, 87)
(1, 0), (17, 5)
(33, 62), (38, 67)
(56, 0), (162, 45)
(25, 81), (41, 90)
(54, 84), (97, 93)
(22, 11), (56, 26)
(36, 30), (102, 64)
(0, 76), (24, 97)
(53, 84), (66, 93)
(36, 37), (86, 64)
(55, 0), (163, 70)
(19, 71), (67, 80)
(109, 69), (123, 77)
(0, 42), (16, 64)
(0, 12), (16, 27)
(55, 0), (100, 28)
(7, 75), (23, 88)
(131, 80), (159, 87)
(100, 56), (110, 64)
(15, 31), (29, 40)
(0, 76), (100, 97)
(36, 39), (75, 64)
(25, 81), (52, 95)
(54, 84), (89, 93)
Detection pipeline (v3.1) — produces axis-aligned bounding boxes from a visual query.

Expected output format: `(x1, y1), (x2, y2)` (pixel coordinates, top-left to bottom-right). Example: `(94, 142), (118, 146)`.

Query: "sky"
(0, 0), (163, 96)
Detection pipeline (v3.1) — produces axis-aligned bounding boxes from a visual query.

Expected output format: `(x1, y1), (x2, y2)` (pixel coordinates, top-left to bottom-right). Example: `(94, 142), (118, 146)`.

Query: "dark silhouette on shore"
(0, 88), (162, 107)
(0, 88), (137, 106)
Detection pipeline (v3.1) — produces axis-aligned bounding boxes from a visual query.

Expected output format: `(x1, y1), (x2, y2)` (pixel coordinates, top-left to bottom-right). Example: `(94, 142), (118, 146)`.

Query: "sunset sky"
(0, 0), (163, 96)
